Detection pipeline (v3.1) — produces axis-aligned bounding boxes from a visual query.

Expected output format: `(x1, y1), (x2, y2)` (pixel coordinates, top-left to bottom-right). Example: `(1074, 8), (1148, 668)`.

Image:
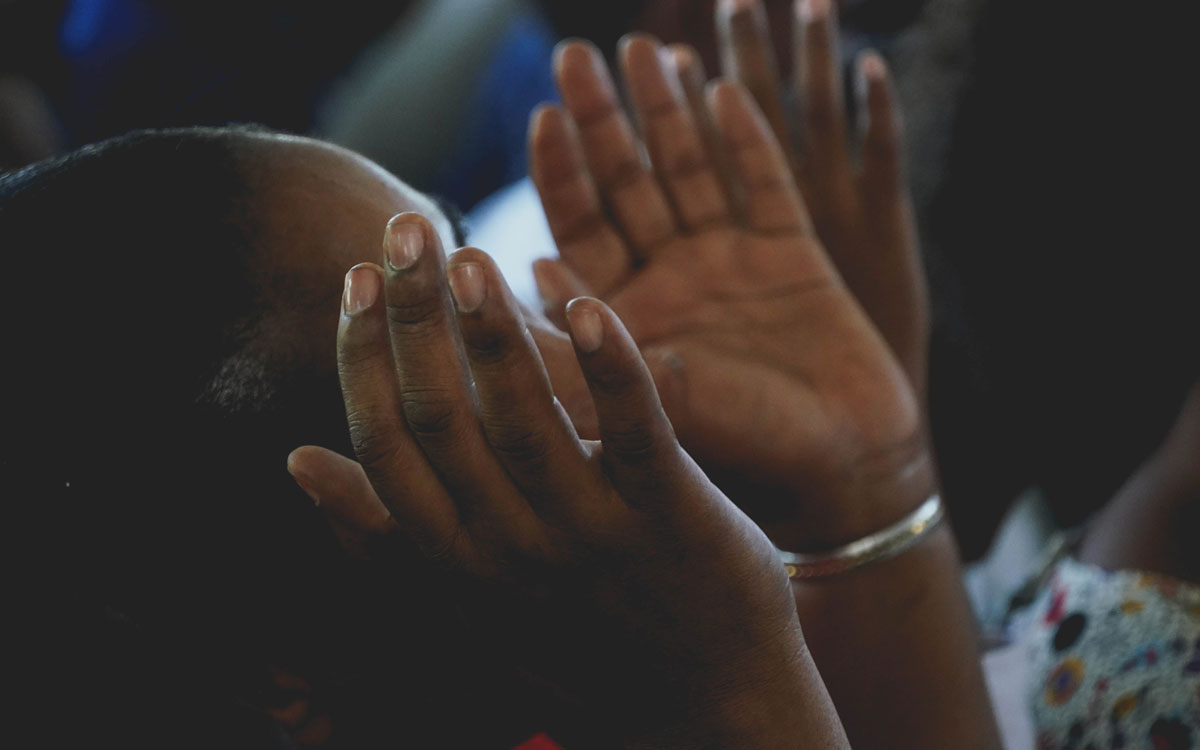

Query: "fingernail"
(343, 265), (379, 315)
(799, 0), (829, 24)
(385, 219), (424, 271)
(567, 303), (604, 353)
(447, 263), (486, 313)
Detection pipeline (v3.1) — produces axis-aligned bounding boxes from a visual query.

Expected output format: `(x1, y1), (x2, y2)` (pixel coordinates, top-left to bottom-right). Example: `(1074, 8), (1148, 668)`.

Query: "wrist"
(764, 441), (938, 553)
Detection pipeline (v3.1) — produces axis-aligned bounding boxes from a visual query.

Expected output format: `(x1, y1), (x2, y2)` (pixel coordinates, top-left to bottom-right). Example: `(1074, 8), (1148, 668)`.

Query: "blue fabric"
(59, 0), (158, 63)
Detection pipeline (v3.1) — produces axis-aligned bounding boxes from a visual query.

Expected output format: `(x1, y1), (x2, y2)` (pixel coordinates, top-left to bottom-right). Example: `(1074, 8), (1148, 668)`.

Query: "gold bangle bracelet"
(779, 494), (945, 579)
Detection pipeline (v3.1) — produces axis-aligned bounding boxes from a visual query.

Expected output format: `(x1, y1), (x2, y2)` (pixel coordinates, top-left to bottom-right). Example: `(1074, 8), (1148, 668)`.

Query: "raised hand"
(290, 214), (849, 748)
(714, 0), (928, 390)
(531, 36), (931, 551)
(529, 32), (1000, 750)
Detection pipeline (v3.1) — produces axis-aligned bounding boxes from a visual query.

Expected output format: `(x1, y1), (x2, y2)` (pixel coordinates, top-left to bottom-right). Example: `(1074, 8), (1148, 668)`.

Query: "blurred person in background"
(0, 0), (413, 162)
(0, 0), (67, 169)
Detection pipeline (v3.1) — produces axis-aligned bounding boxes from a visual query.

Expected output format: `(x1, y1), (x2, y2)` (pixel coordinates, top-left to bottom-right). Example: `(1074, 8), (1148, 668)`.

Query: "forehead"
(248, 134), (457, 276)
(236, 135), (459, 371)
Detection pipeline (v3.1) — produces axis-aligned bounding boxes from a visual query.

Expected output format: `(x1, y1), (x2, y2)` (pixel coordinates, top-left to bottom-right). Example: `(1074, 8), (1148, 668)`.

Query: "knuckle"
(401, 390), (463, 441)
(345, 412), (402, 474)
(386, 294), (446, 330)
(484, 418), (553, 467)
(463, 327), (518, 368)
(418, 526), (467, 569)
(336, 353), (393, 385)
(587, 363), (638, 395)
(598, 157), (649, 194)
(602, 422), (661, 466)
(741, 169), (792, 195)
(661, 145), (712, 182)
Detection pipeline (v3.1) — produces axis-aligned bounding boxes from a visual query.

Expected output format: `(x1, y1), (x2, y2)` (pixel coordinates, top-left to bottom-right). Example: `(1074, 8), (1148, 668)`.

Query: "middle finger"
(555, 40), (678, 259)
(622, 34), (732, 233)
(381, 213), (542, 537)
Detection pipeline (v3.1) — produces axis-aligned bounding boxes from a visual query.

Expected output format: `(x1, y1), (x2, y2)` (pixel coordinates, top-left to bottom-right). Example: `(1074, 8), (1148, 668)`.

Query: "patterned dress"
(1022, 558), (1200, 750)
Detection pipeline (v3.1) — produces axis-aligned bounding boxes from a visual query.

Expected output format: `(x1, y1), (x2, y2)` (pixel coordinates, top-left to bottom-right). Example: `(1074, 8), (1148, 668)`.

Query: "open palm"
(531, 38), (932, 548)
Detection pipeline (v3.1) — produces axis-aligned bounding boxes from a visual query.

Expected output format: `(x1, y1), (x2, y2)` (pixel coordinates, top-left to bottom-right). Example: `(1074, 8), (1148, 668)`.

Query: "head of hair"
(2, 126), (541, 747)
(1, 126), (376, 735)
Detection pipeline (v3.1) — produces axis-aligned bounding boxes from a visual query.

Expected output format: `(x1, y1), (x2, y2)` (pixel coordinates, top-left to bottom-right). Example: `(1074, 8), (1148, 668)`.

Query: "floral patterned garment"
(1022, 558), (1200, 750)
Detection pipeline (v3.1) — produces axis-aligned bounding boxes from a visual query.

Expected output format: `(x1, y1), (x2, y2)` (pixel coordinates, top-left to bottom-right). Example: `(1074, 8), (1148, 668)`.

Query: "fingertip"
(447, 245), (491, 266)
(552, 38), (579, 70)
(619, 32), (663, 71)
(530, 103), (569, 148)
(707, 76), (742, 104)
(447, 247), (519, 316)
(720, 0), (759, 18)
(707, 78), (755, 124)
(565, 296), (605, 354)
(287, 446), (325, 505)
(531, 257), (558, 298)
(286, 446), (311, 480)
(856, 51), (902, 142)
(797, 0), (830, 24)
(385, 210), (433, 234)
(556, 38), (604, 76)
(859, 50), (889, 83)
(529, 102), (558, 136)
(668, 44), (704, 87)
(668, 43), (696, 69)
(446, 261), (486, 315)
(384, 212), (440, 272)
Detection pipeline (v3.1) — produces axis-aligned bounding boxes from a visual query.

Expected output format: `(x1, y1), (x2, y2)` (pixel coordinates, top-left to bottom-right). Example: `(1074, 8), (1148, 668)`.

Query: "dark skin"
(1080, 380), (1200, 583)
(296, 213), (850, 748)
(254, 132), (844, 746)
(300, 45), (997, 749)
(198, 132), (460, 747)
(530, 35), (931, 550)
(523, 11), (998, 748)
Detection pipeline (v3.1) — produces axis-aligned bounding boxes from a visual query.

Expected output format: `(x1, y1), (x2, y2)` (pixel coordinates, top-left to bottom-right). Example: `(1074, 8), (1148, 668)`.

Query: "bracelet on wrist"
(778, 494), (944, 579)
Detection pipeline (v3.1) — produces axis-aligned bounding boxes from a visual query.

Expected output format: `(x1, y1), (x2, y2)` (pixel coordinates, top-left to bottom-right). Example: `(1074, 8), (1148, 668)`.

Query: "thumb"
(287, 446), (398, 559)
